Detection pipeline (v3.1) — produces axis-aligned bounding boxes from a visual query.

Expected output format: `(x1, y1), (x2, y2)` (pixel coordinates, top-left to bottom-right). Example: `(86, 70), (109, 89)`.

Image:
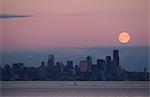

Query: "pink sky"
(1, 0), (149, 51)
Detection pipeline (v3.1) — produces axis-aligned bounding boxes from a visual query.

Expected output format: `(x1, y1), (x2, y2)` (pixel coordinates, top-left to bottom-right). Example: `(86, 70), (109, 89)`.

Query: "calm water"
(0, 81), (149, 97)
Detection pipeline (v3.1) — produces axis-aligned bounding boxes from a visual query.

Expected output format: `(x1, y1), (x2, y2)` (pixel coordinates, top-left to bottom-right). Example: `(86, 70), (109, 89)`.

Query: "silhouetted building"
(41, 61), (46, 67)
(1, 65), (11, 80)
(91, 64), (98, 80)
(79, 60), (88, 72)
(79, 60), (90, 80)
(75, 65), (79, 73)
(47, 55), (55, 73)
(113, 50), (119, 66)
(12, 63), (24, 80)
(65, 60), (74, 80)
(106, 56), (111, 64)
(37, 61), (47, 80)
(106, 56), (111, 73)
(74, 65), (79, 80)
(97, 59), (105, 71)
(86, 56), (92, 72)
(26, 67), (37, 80)
(66, 61), (73, 70)
(56, 62), (64, 80)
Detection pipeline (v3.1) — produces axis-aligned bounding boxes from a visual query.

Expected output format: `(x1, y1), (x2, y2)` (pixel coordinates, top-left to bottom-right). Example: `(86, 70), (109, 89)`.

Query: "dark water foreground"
(0, 81), (149, 97)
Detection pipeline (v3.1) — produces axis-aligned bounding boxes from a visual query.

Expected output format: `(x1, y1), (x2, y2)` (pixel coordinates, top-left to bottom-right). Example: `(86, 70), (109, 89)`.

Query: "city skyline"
(1, 46), (149, 72)
(1, 49), (149, 81)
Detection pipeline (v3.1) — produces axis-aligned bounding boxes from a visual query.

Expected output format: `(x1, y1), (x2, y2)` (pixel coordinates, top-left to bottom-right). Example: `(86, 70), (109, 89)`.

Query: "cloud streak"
(0, 14), (32, 19)
(0, 13), (87, 19)
(40, 13), (89, 17)
(63, 13), (88, 16)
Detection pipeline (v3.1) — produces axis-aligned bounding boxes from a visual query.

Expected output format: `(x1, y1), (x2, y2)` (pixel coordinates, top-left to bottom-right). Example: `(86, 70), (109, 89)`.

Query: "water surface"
(1, 81), (149, 97)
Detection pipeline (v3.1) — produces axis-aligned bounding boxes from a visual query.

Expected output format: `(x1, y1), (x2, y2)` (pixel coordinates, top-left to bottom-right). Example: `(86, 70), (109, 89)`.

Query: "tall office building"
(47, 55), (55, 72)
(56, 62), (64, 75)
(12, 63), (24, 75)
(97, 59), (105, 71)
(106, 56), (111, 64)
(79, 60), (88, 72)
(66, 61), (73, 70)
(41, 61), (45, 67)
(106, 56), (111, 75)
(2, 65), (11, 80)
(113, 50), (119, 66)
(38, 61), (47, 80)
(12, 63), (24, 80)
(86, 56), (92, 72)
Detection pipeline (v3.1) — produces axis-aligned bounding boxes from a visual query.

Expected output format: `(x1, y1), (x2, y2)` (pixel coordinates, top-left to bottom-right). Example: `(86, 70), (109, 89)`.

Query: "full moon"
(118, 32), (130, 44)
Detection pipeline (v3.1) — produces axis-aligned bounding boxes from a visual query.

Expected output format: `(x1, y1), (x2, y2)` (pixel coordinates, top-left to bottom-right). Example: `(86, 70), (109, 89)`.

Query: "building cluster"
(0, 50), (149, 81)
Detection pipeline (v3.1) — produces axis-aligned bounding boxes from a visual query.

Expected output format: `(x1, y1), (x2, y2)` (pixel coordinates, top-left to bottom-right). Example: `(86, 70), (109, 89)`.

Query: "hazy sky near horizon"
(1, 47), (149, 71)
(1, 0), (149, 51)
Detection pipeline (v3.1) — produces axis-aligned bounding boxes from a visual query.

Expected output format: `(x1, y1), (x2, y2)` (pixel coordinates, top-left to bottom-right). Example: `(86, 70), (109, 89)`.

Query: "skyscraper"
(97, 59), (105, 71)
(12, 63), (24, 80)
(106, 56), (111, 76)
(106, 56), (111, 64)
(47, 55), (55, 73)
(41, 61), (45, 67)
(56, 62), (64, 74)
(79, 60), (88, 72)
(86, 56), (92, 72)
(66, 61), (73, 70)
(113, 50), (119, 66)
(38, 61), (47, 80)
